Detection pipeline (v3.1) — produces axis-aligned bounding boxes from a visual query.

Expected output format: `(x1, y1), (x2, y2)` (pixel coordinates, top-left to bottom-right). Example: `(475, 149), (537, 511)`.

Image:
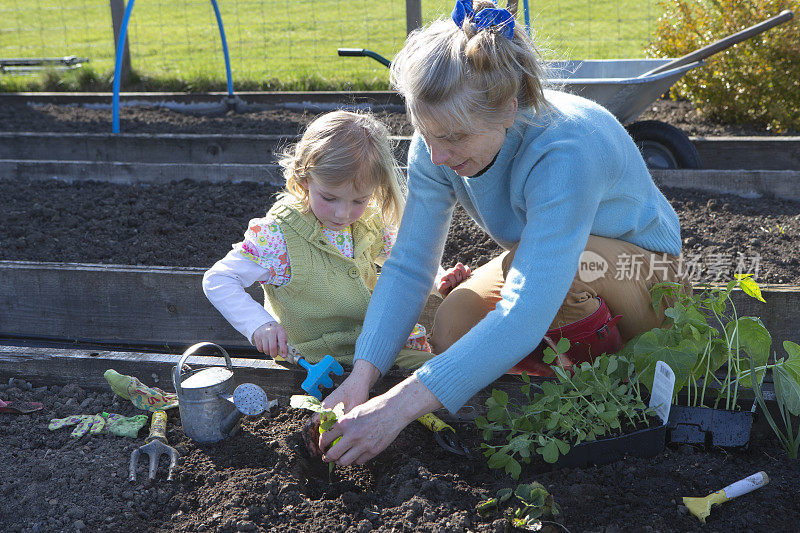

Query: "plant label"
(649, 361), (675, 424)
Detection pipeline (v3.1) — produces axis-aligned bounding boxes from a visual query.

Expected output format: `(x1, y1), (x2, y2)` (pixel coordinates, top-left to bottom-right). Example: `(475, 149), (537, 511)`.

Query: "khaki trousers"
(431, 235), (689, 354)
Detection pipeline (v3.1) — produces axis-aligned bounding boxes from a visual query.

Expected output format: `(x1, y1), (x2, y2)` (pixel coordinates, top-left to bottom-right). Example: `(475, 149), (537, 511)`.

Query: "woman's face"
(419, 100), (517, 177)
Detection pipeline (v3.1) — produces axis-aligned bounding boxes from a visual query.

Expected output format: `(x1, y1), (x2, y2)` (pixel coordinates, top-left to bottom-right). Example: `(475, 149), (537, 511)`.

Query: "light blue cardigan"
(355, 90), (682, 412)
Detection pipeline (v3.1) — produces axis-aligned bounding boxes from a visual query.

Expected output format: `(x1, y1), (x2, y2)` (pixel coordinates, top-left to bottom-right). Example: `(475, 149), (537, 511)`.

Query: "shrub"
(647, 0), (800, 133)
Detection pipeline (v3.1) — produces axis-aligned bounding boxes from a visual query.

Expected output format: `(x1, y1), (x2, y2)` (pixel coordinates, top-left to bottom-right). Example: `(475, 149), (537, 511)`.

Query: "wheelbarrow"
(338, 9), (793, 169)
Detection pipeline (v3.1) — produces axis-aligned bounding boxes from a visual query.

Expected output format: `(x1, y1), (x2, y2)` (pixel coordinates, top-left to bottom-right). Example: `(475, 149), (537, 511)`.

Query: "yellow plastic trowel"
(683, 471), (769, 523)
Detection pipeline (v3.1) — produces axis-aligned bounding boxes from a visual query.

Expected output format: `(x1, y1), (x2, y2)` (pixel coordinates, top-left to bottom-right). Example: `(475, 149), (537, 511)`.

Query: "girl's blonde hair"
(390, 0), (547, 137)
(278, 110), (405, 228)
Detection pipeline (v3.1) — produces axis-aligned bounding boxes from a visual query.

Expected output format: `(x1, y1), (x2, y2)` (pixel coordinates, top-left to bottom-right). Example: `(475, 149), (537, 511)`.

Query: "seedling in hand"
(290, 395), (345, 473)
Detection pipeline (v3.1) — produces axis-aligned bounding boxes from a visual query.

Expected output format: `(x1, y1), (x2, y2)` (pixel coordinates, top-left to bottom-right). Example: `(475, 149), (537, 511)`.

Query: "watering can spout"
(218, 383), (269, 438)
(220, 405), (245, 437)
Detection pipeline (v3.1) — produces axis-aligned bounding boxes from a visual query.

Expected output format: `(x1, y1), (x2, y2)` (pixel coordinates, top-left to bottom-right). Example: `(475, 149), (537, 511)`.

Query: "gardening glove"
(105, 413), (149, 437)
(104, 369), (178, 411)
(48, 412), (149, 438)
(48, 414), (107, 438)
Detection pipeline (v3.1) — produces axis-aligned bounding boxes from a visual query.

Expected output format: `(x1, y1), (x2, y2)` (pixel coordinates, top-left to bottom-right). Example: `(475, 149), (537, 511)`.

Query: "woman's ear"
(299, 179), (309, 190)
(502, 98), (519, 129)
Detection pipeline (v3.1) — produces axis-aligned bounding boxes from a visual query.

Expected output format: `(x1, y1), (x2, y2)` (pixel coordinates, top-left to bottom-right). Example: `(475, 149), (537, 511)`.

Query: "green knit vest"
(262, 200), (385, 364)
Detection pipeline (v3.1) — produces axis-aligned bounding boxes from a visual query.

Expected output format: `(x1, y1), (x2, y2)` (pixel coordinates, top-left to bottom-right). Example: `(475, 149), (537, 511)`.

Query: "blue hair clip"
(452, 0), (515, 39)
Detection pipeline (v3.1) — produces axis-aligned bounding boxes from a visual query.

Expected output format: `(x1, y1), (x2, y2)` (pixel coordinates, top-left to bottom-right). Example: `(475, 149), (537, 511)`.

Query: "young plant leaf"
(649, 282), (683, 314)
(784, 340), (800, 359)
(555, 337), (570, 354)
(783, 341), (800, 383)
(538, 440), (560, 463)
(631, 330), (697, 393)
(735, 274), (766, 303)
(290, 394), (323, 412)
(665, 304), (708, 331)
(476, 498), (498, 515)
(774, 366), (800, 416)
(516, 482), (548, 507)
(492, 389), (509, 408)
(726, 317), (771, 386)
(554, 438), (570, 456)
(488, 451), (511, 469)
(506, 457), (522, 479)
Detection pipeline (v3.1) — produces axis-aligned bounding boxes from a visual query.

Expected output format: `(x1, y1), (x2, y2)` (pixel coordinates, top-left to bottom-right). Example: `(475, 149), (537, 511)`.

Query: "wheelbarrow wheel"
(626, 120), (702, 170)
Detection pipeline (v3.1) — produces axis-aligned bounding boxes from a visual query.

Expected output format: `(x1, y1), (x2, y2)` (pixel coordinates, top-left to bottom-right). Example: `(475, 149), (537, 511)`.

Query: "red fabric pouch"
(508, 297), (623, 376)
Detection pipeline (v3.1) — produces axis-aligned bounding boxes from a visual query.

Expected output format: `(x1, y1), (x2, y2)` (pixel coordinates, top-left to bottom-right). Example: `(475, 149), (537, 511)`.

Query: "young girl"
(203, 110), (469, 367)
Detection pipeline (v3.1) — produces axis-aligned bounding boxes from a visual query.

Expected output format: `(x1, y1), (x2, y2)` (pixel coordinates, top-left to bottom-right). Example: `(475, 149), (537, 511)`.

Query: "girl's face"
(419, 99), (518, 177)
(302, 178), (375, 230)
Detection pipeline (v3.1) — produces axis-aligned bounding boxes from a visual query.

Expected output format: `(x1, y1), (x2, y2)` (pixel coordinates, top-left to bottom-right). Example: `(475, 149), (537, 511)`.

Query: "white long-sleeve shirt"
(203, 218), (447, 345)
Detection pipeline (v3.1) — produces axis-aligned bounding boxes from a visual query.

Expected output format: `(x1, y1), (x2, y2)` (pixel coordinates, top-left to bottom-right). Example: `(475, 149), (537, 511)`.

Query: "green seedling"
(621, 274), (770, 411)
(622, 275), (796, 409)
(751, 341), (800, 458)
(290, 395), (345, 472)
(476, 487), (512, 516)
(622, 274), (800, 458)
(477, 483), (563, 531)
(476, 349), (652, 478)
(510, 482), (562, 529)
(760, 224), (786, 234)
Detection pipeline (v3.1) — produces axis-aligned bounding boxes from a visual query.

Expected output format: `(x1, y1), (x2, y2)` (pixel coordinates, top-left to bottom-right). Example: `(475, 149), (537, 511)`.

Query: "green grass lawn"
(0, 0), (662, 91)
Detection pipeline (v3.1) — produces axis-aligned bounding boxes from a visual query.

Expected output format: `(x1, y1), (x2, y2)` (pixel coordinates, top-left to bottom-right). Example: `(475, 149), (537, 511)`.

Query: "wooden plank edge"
(652, 169), (800, 201)
(0, 344), (525, 416)
(1, 344), (780, 433)
(0, 160), (284, 186)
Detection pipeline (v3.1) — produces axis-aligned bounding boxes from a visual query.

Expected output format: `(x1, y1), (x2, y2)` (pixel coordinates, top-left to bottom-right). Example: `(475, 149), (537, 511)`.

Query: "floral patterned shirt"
(233, 216), (397, 286)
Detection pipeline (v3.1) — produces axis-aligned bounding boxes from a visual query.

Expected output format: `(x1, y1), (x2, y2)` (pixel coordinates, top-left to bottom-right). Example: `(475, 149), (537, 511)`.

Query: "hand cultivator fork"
(129, 410), (180, 482)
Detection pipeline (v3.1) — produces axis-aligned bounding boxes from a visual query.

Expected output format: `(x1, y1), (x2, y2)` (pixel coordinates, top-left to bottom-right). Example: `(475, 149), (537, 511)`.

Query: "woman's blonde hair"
(390, 0), (547, 137)
(278, 110), (405, 228)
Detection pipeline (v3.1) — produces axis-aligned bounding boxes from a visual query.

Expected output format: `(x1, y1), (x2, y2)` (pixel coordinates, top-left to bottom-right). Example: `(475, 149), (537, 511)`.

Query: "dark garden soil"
(1, 95), (797, 137)
(1, 97), (798, 283)
(0, 178), (798, 284)
(1, 97), (800, 532)
(2, 377), (799, 533)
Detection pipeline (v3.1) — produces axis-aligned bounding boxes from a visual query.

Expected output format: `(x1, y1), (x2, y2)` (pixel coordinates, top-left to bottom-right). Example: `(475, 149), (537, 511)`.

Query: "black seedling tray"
(554, 422), (667, 469)
(667, 401), (756, 448)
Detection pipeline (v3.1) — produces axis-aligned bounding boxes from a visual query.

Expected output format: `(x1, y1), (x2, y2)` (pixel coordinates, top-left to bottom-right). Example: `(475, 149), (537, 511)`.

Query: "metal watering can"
(173, 342), (268, 444)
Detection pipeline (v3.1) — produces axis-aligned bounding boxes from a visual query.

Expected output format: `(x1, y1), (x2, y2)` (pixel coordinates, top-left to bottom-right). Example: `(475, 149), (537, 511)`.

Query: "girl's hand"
(437, 262), (471, 296)
(251, 321), (289, 359)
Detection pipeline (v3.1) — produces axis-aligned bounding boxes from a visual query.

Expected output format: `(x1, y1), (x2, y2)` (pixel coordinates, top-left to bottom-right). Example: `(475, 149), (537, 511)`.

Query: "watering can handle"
(173, 342), (233, 396)
(640, 9), (793, 77)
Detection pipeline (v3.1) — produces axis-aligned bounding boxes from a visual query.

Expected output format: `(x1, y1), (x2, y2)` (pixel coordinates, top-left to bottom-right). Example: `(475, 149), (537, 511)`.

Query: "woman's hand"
(304, 359), (380, 457)
(251, 321), (289, 358)
(318, 375), (442, 466)
(437, 262), (471, 296)
(321, 359), (380, 413)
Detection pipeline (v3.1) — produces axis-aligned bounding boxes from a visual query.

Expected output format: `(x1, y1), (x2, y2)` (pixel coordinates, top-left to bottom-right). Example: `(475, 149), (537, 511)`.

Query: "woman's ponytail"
(392, 0), (547, 134)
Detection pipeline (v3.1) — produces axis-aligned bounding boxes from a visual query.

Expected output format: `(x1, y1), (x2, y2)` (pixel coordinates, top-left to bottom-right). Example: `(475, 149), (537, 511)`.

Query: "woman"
(316, 0), (688, 466)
